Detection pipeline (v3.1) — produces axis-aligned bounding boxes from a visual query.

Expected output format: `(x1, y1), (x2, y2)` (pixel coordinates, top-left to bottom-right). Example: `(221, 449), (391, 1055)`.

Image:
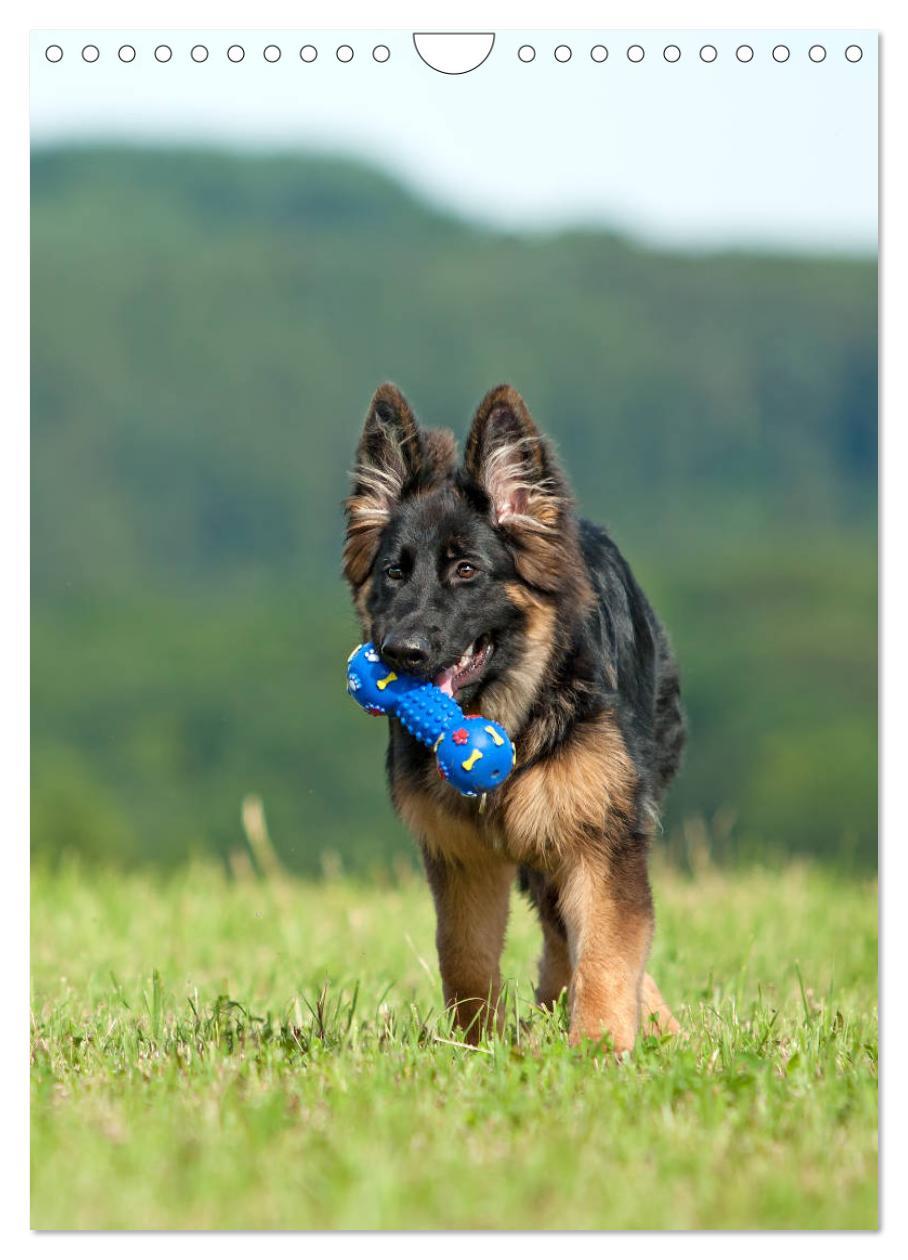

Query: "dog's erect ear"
(463, 386), (574, 591)
(343, 383), (456, 588)
(464, 385), (562, 529)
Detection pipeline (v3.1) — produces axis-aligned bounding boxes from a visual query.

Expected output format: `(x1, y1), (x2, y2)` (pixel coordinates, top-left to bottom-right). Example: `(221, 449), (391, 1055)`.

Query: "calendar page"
(30, 29), (878, 1233)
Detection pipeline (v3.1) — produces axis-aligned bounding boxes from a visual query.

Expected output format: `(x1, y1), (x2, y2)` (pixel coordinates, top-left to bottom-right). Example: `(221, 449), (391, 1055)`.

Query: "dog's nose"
(380, 634), (431, 673)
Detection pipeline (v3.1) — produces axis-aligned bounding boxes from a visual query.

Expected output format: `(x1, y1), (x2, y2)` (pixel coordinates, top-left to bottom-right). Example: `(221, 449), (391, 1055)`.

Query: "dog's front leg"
(558, 847), (654, 1054)
(640, 971), (681, 1036)
(423, 850), (515, 1043)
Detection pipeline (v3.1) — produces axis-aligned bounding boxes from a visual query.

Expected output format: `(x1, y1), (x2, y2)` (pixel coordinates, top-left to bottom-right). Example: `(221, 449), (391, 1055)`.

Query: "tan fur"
(343, 497), (386, 589)
(396, 778), (491, 866)
(420, 848), (516, 1044)
(559, 858), (653, 1053)
(478, 585), (557, 734)
(501, 712), (637, 866)
(393, 705), (675, 1048)
(640, 972), (682, 1037)
(396, 706), (635, 869)
(394, 674), (662, 1047)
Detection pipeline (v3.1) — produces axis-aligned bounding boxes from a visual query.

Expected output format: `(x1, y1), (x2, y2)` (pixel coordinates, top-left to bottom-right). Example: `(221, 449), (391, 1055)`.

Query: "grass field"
(30, 855), (878, 1230)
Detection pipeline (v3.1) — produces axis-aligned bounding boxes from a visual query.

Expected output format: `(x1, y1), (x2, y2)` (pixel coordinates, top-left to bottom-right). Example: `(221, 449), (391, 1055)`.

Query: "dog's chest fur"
(392, 707), (638, 872)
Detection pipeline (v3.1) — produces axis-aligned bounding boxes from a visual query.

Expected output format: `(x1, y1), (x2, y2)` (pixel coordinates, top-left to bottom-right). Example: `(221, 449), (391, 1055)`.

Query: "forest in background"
(30, 146), (877, 872)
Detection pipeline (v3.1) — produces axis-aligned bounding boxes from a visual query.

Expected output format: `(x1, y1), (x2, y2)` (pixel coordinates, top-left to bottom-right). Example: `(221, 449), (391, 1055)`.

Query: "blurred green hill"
(30, 145), (877, 872)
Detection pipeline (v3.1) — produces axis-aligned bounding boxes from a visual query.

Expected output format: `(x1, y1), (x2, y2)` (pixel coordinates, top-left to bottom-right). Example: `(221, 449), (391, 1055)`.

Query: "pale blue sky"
(30, 28), (877, 253)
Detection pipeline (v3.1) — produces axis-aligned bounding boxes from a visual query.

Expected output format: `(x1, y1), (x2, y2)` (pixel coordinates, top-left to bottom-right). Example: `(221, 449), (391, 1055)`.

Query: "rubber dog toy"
(346, 643), (516, 796)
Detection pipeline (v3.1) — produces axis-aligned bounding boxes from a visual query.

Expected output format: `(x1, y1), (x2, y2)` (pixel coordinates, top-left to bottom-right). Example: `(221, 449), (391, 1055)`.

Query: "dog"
(343, 382), (685, 1051)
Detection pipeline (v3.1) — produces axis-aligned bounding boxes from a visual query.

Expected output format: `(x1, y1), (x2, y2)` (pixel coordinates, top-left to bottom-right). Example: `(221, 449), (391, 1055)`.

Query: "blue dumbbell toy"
(346, 643), (516, 796)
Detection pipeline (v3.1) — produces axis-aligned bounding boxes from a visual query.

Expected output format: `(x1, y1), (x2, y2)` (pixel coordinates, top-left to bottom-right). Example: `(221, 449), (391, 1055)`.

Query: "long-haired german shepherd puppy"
(343, 382), (685, 1052)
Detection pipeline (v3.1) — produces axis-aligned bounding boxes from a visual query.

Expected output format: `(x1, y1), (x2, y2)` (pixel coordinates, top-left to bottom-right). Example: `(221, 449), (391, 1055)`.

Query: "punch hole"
(118, 45), (136, 63)
(264, 45), (281, 63)
(82, 45), (99, 62)
(700, 45), (717, 62)
(45, 44), (63, 62)
(554, 45), (572, 63)
(663, 45), (681, 63)
(772, 45), (790, 63)
(154, 45), (172, 63)
(373, 45), (390, 62)
(627, 45), (645, 63)
(300, 45), (318, 63)
(736, 45), (754, 62)
(337, 45), (354, 63)
(517, 45), (535, 63)
(191, 45), (208, 63)
(845, 45), (863, 62)
(809, 45), (826, 62)
(590, 45), (608, 63)
(413, 33), (494, 75)
(227, 45), (245, 63)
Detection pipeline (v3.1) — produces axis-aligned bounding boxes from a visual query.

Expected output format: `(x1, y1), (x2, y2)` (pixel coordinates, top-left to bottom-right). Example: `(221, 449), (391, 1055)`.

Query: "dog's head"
(343, 383), (584, 723)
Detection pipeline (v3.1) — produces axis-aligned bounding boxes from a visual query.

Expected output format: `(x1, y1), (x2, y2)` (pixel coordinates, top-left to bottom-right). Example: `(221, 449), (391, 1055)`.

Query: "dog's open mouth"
(434, 634), (493, 699)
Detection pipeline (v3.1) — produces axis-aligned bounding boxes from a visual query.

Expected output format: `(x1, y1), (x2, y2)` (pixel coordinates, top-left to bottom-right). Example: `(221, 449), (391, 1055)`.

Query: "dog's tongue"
(434, 666), (457, 697)
(434, 645), (477, 697)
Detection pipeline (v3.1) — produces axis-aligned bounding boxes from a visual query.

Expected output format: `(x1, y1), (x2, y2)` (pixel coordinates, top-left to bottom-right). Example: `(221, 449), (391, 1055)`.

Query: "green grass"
(30, 857), (877, 1230)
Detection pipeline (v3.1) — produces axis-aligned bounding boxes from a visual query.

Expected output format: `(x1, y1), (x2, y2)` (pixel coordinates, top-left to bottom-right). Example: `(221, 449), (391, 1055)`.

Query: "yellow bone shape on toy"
(461, 749), (483, 772)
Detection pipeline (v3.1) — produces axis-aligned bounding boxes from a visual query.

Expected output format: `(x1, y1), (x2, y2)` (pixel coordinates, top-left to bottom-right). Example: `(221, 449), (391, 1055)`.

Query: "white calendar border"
(4, 0), (900, 1254)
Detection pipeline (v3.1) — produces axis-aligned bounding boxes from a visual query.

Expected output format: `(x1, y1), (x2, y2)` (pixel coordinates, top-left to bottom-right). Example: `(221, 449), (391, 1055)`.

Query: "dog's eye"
(455, 562), (478, 580)
(385, 565), (404, 582)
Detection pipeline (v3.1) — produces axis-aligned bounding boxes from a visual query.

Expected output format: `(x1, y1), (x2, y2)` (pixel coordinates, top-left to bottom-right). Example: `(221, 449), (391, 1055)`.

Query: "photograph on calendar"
(30, 29), (877, 1231)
